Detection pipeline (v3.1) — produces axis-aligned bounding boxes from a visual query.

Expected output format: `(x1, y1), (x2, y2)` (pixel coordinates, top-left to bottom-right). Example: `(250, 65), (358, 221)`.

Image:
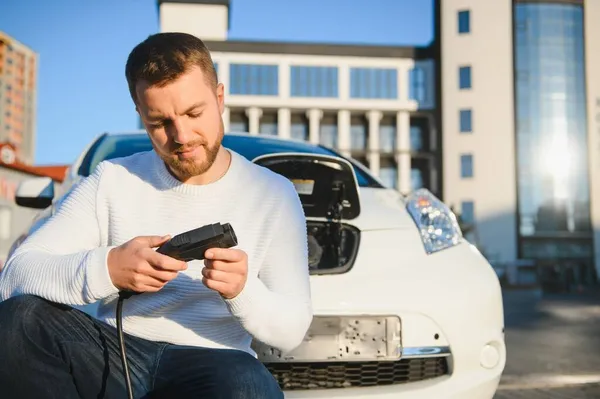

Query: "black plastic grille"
(265, 357), (449, 390)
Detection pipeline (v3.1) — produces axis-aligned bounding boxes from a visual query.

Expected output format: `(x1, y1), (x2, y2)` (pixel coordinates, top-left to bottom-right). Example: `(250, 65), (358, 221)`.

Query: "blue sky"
(0, 0), (433, 165)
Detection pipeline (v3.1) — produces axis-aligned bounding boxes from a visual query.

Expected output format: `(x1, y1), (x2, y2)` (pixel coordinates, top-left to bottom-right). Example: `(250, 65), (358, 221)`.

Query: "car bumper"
(282, 373), (500, 399)
(264, 233), (506, 398)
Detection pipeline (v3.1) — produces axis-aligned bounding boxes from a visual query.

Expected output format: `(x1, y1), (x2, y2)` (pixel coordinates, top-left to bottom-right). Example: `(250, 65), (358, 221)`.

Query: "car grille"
(265, 357), (449, 390)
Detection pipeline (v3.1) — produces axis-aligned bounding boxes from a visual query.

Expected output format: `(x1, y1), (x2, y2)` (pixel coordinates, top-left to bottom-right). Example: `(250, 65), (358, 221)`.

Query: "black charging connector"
(116, 223), (238, 399)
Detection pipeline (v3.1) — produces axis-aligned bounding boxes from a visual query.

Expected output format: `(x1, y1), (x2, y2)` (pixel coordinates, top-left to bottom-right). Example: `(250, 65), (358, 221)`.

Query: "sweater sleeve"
(224, 179), (313, 353)
(0, 161), (120, 305)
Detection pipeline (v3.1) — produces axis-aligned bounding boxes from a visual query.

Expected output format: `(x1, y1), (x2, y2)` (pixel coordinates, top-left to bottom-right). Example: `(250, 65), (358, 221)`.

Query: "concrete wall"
(159, 2), (229, 41)
(440, 0), (518, 265)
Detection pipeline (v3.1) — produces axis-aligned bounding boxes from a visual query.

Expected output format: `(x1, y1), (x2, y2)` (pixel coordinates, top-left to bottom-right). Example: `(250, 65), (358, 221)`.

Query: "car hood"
(307, 187), (417, 231)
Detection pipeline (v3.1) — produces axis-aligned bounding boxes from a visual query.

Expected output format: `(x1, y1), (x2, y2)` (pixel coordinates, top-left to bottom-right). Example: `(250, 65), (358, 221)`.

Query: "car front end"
(253, 153), (506, 399)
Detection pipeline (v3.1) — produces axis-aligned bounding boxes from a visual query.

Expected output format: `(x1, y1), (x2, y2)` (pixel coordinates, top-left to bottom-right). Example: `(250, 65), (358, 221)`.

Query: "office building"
(158, 1), (440, 198)
(157, 0), (600, 287)
(0, 31), (38, 165)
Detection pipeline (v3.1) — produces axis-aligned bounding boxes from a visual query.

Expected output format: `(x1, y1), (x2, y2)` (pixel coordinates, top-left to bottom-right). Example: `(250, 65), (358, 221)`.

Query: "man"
(0, 32), (313, 398)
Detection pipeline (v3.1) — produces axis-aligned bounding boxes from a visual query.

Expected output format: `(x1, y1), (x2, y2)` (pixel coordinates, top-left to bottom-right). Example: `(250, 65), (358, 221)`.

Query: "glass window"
(460, 154), (473, 178)
(379, 163), (398, 189)
(411, 168), (424, 191)
(458, 10), (470, 34)
(319, 115), (338, 149)
(229, 64), (278, 96)
(291, 114), (308, 141)
(410, 126), (423, 151)
(290, 66), (338, 98)
(460, 109), (472, 133)
(459, 66), (472, 89)
(379, 121), (396, 153)
(408, 67), (427, 102)
(514, 3), (591, 237)
(229, 111), (249, 134)
(350, 116), (368, 150)
(259, 113), (277, 136)
(461, 201), (475, 224)
(350, 67), (398, 99)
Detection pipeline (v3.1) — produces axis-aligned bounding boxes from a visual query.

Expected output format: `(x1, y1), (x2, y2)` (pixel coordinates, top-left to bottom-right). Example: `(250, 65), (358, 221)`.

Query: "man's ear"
(217, 83), (225, 114)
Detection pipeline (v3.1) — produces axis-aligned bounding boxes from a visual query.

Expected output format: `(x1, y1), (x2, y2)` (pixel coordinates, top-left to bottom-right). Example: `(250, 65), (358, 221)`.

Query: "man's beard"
(159, 129), (223, 181)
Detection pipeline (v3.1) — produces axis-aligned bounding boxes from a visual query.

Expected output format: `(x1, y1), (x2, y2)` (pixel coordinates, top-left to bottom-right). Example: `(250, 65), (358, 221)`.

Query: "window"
(379, 161), (398, 189)
(350, 67), (398, 99)
(291, 114), (309, 141)
(379, 118), (396, 153)
(350, 115), (368, 150)
(409, 67), (427, 102)
(411, 168), (424, 191)
(229, 64), (278, 96)
(410, 126), (423, 151)
(229, 111), (249, 134)
(461, 201), (475, 224)
(319, 115), (338, 148)
(461, 154), (473, 178)
(460, 109), (472, 133)
(514, 2), (591, 237)
(459, 66), (472, 89)
(458, 10), (470, 34)
(259, 113), (277, 135)
(290, 66), (338, 97)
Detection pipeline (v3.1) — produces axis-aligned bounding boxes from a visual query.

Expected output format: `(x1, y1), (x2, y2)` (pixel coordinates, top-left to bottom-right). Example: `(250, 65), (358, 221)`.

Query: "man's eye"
(189, 113), (202, 118)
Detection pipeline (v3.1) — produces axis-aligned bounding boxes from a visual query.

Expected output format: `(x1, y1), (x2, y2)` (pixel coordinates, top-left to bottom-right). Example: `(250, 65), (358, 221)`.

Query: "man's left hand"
(202, 248), (248, 299)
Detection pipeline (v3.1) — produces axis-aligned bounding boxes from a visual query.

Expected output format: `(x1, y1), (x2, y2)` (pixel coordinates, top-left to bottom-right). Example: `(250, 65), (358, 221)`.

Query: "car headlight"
(405, 189), (463, 254)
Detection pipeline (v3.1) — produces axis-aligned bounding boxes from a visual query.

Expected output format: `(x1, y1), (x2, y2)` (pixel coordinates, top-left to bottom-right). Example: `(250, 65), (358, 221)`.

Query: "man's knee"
(0, 296), (49, 359)
(0, 295), (46, 328)
(0, 295), (71, 344)
(221, 351), (283, 398)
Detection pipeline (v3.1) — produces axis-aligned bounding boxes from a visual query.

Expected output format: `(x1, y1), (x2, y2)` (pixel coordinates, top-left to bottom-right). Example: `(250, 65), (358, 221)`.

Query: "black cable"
(117, 291), (135, 399)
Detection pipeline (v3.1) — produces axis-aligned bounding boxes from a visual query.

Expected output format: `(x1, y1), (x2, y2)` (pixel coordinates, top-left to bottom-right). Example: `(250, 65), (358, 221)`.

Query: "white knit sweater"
(0, 149), (313, 354)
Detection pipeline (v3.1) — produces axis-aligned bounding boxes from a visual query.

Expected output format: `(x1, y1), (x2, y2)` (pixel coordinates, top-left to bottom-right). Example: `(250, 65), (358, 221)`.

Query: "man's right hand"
(107, 235), (188, 293)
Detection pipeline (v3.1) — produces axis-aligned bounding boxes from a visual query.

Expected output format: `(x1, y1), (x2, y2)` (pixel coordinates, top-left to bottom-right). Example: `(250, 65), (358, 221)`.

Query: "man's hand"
(107, 235), (188, 293)
(202, 248), (248, 299)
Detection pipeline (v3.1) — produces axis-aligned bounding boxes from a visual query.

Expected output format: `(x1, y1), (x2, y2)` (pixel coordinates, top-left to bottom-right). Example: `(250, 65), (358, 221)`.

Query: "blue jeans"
(0, 295), (283, 398)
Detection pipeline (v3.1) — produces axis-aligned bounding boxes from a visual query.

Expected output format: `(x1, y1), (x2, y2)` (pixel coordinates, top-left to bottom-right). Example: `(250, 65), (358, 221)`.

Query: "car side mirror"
(15, 177), (55, 209)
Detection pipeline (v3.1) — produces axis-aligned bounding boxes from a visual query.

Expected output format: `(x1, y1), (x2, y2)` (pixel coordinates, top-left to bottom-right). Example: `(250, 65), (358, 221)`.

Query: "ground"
(494, 288), (600, 399)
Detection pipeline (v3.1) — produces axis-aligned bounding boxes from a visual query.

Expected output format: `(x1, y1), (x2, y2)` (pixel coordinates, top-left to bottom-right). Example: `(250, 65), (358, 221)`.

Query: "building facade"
(158, 0), (600, 286)
(0, 31), (38, 165)
(438, 0), (600, 287)
(157, 0), (441, 197)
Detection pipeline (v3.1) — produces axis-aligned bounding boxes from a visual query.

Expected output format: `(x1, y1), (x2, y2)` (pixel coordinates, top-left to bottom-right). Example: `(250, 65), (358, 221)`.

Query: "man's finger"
(203, 259), (245, 273)
(201, 267), (230, 283)
(131, 274), (168, 292)
(202, 277), (229, 294)
(147, 267), (179, 283)
(145, 249), (188, 271)
(136, 235), (171, 248)
(204, 248), (244, 262)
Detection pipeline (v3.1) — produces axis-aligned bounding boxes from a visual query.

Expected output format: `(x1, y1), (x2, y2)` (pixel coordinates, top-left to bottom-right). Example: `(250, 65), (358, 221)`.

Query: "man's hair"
(125, 32), (218, 103)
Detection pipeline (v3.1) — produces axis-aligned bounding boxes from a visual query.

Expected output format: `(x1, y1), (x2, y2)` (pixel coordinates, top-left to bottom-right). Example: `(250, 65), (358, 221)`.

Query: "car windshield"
(79, 133), (383, 188)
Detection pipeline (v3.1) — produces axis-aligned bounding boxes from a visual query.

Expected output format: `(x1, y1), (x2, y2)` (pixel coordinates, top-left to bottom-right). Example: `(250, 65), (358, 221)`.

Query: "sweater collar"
(151, 148), (242, 195)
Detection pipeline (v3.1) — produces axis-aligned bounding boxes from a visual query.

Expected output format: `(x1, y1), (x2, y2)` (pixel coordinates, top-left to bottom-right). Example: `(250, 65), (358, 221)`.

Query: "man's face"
(135, 66), (225, 180)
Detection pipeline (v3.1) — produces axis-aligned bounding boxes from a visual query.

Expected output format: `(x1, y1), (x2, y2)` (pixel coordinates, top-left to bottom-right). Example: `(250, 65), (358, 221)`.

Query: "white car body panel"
(8, 132), (506, 398)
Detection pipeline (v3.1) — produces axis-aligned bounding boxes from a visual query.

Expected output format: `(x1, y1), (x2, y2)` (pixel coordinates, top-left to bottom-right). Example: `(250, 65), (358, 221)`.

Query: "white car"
(11, 131), (506, 399)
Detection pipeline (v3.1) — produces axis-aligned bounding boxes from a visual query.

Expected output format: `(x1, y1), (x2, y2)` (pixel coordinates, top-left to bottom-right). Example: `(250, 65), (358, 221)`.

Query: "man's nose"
(169, 118), (193, 145)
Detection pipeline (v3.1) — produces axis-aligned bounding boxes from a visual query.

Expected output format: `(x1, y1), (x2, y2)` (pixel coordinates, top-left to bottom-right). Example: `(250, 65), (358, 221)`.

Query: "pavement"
(493, 288), (600, 399)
